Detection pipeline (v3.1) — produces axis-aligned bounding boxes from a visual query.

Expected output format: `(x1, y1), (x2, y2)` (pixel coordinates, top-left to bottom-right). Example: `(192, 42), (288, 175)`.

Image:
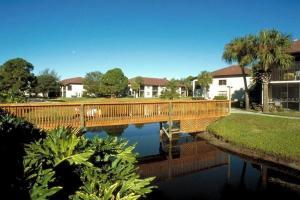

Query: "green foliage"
(192, 97), (205, 100)
(213, 95), (228, 100)
(256, 29), (294, 73)
(29, 168), (63, 200)
(83, 71), (103, 97)
(160, 79), (179, 99)
(100, 68), (128, 97)
(0, 58), (36, 102)
(24, 127), (155, 200)
(35, 69), (60, 97)
(197, 71), (212, 99)
(0, 108), (46, 199)
(223, 35), (257, 67)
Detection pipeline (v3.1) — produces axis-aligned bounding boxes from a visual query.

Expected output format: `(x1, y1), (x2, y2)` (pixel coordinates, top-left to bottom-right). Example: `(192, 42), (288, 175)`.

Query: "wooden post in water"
(80, 104), (85, 128)
(261, 165), (268, 188)
(168, 102), (173, 140)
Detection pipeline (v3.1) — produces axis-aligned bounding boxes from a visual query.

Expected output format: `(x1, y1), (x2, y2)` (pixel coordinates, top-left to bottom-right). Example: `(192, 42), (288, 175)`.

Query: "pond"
(85, 123), (300, 200)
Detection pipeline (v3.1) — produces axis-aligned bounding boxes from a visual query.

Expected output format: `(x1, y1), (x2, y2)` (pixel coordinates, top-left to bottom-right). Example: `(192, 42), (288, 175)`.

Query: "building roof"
(288, 40), (300, 54)
(129, 77), (168, 86)
(211, 65), (250, 77)
(60, 77), (84, 85)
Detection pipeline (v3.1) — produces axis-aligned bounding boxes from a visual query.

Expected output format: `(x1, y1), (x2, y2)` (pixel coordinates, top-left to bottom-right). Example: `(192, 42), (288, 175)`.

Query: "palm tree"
(223, 35), (256, 110)
(255, 29), (294, 112)
(131, 76), (143, 98)
(197, 71), (212, 99)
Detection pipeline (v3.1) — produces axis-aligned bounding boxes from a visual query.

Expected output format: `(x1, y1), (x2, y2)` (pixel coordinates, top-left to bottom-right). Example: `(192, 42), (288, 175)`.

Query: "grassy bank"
(208, 113), (300, 160)
(268, 111), (300, 118)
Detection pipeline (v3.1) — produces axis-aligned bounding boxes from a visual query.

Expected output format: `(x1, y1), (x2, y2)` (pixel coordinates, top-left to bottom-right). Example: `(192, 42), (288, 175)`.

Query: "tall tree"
(100, 68), (128, 98)
(223, 35), (256, 109)
(255, 29), (294, 112)
(197, 71), (212, 99)
(130, 76), (143, 98)
(83, 71), (103, 97)
(0, 58), (35, 102)
(35, 69), (60, 97)
(160, 79), (179, 99)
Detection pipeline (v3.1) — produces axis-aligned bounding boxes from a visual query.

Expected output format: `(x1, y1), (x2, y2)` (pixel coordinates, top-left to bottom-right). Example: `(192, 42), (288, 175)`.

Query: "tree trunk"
(261, 72), (271, 113)
(262, 81), (269, 113)
(245, 92), (249, 110)
(241, 67), (250, 110)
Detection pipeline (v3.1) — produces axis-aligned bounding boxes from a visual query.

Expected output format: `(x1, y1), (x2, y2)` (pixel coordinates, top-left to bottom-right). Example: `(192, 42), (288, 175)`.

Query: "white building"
(128, 77), (168, 98)
(128, 77), (186, 98)
(192, 65), (251, 100)
(60, 77), (84, 98)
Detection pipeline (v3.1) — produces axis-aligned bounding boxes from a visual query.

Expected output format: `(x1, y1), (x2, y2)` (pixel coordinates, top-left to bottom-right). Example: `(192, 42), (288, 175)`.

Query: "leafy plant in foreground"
(24, 127), (155, 200)
(0, 108), (46, 199)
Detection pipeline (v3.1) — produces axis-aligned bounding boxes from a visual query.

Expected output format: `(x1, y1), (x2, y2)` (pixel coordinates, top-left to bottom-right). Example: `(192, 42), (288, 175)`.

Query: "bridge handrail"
(0, 100), (229, 107)
(0, 100), (229, 129)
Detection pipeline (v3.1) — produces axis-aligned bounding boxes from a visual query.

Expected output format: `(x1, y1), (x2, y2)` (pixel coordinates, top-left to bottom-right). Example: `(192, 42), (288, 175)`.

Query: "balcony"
(271, 61), (300, 81)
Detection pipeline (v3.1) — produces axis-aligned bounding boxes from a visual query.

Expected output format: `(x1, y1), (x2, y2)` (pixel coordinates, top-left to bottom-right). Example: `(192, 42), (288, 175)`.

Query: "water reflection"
(139, 138), (228, 182)
(85, 123), (300, 200)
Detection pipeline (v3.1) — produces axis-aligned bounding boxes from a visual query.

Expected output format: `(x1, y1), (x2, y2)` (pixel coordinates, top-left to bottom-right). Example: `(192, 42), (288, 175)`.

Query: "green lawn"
(208, 113), (300, 160)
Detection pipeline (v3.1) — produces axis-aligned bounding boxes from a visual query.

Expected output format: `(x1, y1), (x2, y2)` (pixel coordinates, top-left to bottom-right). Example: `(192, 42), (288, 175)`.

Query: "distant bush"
(213, 96), (228, 100)
(160, 90), (180, 99)
(192, 97), (205, 100)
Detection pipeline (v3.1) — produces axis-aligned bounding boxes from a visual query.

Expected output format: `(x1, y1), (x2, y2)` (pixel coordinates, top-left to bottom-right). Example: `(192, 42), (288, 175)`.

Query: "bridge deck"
(0, 100), (229, 132)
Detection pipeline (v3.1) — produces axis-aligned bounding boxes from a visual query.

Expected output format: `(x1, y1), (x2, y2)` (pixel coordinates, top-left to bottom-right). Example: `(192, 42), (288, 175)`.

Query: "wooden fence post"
(80, 104), (85, 128)
(168, 102), (173, 138)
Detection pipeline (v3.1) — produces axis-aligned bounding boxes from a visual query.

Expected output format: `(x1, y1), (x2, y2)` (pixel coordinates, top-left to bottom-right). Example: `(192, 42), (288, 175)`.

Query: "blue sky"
(1, 0), (300, 80)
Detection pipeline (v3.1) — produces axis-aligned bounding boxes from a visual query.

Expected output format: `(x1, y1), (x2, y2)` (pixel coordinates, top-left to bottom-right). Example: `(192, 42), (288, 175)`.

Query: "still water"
(85, 123), (300, 200)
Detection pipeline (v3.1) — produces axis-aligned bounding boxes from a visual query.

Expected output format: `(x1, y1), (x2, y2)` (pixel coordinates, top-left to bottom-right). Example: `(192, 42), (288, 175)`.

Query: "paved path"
(231, 108), (300, 120)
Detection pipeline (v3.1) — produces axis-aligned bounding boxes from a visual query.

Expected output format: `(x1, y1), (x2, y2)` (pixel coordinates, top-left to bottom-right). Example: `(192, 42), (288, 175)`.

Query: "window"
(218, 91), (227, 97)
(67, 85), (72, 91)
(219, 80), (227, 85)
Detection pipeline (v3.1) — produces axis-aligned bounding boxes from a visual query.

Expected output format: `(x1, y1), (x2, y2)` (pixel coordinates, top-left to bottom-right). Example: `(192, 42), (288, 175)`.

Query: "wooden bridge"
(0, 100), (229, 132)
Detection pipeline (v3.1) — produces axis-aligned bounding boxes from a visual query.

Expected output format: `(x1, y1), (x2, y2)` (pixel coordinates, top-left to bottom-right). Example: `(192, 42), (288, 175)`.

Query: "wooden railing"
(0, 100), (229, 129)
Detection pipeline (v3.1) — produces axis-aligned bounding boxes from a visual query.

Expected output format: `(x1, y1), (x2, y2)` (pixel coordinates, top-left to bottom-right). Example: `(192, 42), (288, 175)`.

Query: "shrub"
(160, 90), (180, 99)
(24, 127), (155, 200)
(0, 108), (46, 199)
(213, 96), (228, 100)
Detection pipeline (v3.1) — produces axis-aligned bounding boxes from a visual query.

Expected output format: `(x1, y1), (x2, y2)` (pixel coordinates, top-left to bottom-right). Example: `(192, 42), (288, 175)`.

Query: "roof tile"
(288, 40), (300, 54)
(61, 77), (84, 85)
(129, 77), (168, 86)
(211, 65), (250, 77)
